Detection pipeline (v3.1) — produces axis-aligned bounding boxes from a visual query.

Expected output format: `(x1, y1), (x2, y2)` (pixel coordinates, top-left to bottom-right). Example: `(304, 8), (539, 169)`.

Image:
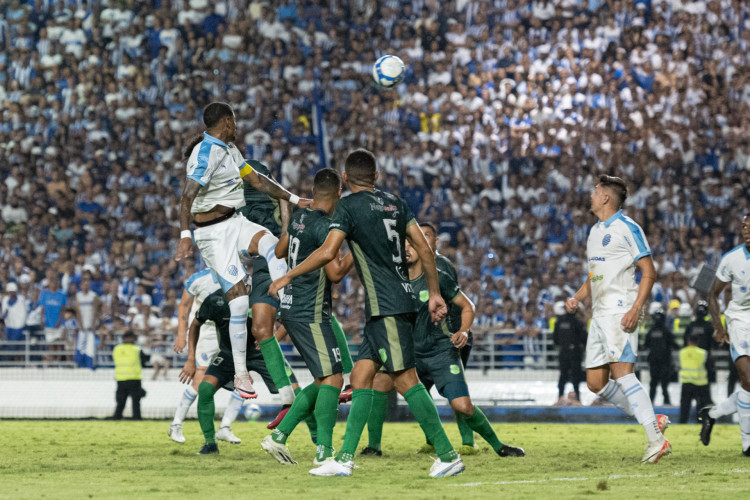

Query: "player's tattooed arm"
(174, 290), (193, 353)
(179, 318), (202, 384)
(707, 278), (730, 344)
(243, 170), (312, 207)
(176, 179), (201, 261)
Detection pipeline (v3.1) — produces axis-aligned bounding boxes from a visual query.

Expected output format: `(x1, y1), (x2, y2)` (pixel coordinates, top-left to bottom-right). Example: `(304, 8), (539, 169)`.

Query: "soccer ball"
(245, 403), (261, 422)
(372, 55), (405, 88)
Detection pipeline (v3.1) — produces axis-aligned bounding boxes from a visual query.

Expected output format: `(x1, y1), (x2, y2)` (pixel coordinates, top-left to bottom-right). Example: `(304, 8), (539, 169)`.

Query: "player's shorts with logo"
(728, 318), (750, 362)
(206, 349), (298, 392)
(195, 322), (220, 368)
(193, 213), (266, 292)
(284, 320), (343, 379)
(357, 313), (416, 372)
(416, 349), (469, 401)
(249, 257), (280, 309)
(585, 313), (639, 368)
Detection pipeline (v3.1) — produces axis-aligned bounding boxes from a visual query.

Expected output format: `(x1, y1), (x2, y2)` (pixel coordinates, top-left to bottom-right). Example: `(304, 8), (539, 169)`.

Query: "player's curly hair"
(599, 174), (628, 209)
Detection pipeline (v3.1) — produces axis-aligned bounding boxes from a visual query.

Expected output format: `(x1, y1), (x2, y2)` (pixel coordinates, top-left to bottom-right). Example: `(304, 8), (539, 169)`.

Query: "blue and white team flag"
(74, 330), (97, 369)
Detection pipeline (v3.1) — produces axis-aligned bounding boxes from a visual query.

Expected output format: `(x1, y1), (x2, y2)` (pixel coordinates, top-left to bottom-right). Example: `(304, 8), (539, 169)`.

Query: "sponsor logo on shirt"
(590, 274), (604, 282)
(292, 221), (306, 231)
(589, 256), (606, 262)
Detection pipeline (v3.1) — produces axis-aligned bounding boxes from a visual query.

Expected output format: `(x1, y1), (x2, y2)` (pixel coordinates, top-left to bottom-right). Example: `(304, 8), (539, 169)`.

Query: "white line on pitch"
(450, 469), (750, 487)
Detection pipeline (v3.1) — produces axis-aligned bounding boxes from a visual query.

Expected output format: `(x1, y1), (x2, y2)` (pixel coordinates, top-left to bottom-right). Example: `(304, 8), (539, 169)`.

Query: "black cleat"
(497, 444), (525, 457)
(360, 446), (382, 456)
(743, 447), (750, 457)
(197, 443), (219, 455)
(698, 406), (716, 446)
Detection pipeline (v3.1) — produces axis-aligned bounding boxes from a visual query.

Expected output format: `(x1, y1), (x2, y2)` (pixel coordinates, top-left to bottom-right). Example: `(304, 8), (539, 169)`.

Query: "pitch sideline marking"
(450, 468), (750, 487)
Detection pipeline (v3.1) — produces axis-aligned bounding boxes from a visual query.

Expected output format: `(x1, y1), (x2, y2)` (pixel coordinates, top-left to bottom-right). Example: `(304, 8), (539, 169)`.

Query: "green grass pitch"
(1, 420), (748, 499)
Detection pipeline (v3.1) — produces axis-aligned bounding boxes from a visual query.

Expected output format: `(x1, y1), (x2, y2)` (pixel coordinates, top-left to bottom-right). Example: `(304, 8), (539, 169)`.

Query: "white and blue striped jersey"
(186, 132), (248, 214)
(716, 245), (750, 323)
(586, 210), (651, 317)
(186, 269), (221, 309)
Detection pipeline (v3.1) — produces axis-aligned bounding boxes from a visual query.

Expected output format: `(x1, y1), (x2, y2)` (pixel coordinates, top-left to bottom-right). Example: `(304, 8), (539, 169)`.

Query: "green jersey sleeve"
(330, 198), (354, 236)
(438, 268), (460, 303)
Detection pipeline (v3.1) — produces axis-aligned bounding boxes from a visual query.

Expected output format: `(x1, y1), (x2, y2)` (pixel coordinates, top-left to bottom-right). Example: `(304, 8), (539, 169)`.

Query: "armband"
(239, 163), (254, 177)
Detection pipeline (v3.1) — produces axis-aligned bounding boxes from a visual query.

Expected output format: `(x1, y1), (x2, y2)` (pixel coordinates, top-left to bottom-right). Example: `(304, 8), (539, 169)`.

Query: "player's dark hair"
(123, 330), (136, 341)
(599, 174), (628, 208)
(313, 168), (342, 197)
(203, 102), (234, 128)
(344, 149), (377, 185)
(183, 135), (202, 160)
(419, 222), (437, 235)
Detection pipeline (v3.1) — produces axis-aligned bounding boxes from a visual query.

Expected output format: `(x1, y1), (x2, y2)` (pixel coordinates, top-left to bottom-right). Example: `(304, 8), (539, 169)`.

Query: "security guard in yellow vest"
(113, 330), (147, 420)
(679, 333), (711, 424)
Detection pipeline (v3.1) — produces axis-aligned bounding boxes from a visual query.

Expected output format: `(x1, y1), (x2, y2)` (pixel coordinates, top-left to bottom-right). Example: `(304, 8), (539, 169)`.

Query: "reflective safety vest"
(113, 343), (142, 381)
(679, 346), (708, 386)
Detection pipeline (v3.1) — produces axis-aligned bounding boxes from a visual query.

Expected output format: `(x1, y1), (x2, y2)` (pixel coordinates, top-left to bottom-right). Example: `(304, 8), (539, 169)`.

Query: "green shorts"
(357, 313), (416, 372)
(284, 319), (343, 379)
(416, 348), (469, 401)
(206, 348), (297, 392)
(249, 257), (280, 309)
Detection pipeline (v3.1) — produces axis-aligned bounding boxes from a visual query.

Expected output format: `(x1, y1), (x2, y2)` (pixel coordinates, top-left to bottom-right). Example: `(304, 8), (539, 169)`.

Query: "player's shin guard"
(228, 295), (250, 375)
(315, 384), (341, 454)
(331, 315), (354, 374)
(597, 379), (634, 416)
(366, 390), (388, 450)
(197, 382), (218, 444)
(458, 407), (501, 452)
(336, 389), (374, 462)
(710, 391), (739, 419)
(221, 390), (245, 428)
(258, 233), (287, 282)
(259, 337), (294, 404)
(736, 389), (750, 451)
(171, 386), (198, 426)
(404, 383), (458, 463)
(275, 383), (319, 441)
(616, 373), (660, 442)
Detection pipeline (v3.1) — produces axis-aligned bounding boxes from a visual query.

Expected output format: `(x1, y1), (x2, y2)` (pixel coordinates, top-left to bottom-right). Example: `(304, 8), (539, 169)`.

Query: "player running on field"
(566, 175), (671, 464)
(176, 102), (310, 402)
(179, 289), (312, 455)
(700, 214), (750, 455)
(362, 238), (525, 459)
(269, 149), (463, 478)
(261, 168), (355, 466)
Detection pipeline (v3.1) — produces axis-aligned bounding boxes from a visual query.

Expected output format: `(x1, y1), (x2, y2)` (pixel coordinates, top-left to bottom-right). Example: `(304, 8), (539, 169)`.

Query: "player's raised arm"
(268, 230), (347, 298)
(406, 223), (447, 323)
(240, 164), (312, 208)
(707, 278), (730, 344)
(176, 179), (201, 261)
(621, 255), (656, 332)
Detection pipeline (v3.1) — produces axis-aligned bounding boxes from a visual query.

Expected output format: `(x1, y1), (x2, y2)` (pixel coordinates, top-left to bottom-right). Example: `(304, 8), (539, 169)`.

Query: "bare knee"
(224, 281), (247, 301)
(392, 368), (420, 395)
(587, 380), (605, 394)
(450, 397), (474, 416)
(372, 372), (393, 392)
(251, 321), (273, 341)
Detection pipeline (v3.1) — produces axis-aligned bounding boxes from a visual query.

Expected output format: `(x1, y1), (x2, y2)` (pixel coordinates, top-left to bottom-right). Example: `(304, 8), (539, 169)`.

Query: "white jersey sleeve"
(716, 245), (750, 323)
(185, 269), (222, 305)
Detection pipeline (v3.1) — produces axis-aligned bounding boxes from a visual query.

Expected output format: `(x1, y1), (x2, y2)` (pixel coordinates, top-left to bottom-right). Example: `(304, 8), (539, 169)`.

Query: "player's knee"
(587, 380), (604, 393)
(198, 381), (215, 401)
(451, 399), (474, 416)
(250, 321), (272, 341)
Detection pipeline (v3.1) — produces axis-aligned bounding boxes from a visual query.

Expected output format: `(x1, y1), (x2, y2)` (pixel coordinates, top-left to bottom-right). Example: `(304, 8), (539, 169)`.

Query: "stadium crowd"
(1, 0), (749, 360)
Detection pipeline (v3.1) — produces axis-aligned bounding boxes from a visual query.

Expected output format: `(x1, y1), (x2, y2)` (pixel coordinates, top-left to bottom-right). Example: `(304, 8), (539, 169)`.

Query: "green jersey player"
(269, 149), (463, 478)
(261, 168), (355, 466)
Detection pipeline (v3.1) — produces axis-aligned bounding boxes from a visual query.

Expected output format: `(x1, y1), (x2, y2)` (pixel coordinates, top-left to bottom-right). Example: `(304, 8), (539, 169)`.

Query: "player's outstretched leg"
(700, 392), (739, 446)
(263, 384), (319, 464)
(453, 398), (524, 458)
(226, 292), (256, 399)
(255, 307), (294, 407)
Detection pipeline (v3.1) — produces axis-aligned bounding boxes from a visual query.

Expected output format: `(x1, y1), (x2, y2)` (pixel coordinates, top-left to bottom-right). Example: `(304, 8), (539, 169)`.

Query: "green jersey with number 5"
(329, 189), (417, 320)
(280, 208), (333, 323)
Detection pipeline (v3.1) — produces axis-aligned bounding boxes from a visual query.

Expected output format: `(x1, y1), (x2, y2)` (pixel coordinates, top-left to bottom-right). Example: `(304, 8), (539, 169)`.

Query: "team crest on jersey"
(602, 234), (611, 247)
(449, 364), (460, 375)
(419, 290), (429, 302)
(379, 348), (388, 363)
(741, 286), (748, 293)
(227, 265), (238, 277)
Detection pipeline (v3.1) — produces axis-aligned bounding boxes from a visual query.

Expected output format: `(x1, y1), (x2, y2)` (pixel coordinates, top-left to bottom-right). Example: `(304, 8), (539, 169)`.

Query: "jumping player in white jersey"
(700, 214), (750, 455)
(566, 175), (671, 464)
(175, 102), (310, 401)
(169, 264), (242, 444)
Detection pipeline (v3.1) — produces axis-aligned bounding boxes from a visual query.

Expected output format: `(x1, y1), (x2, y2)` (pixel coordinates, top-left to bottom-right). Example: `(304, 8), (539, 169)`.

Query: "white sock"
(597, 379), (633, 416)
(171, 386), (198, 425)
(221, 390), (245, 427)
(279, 385), (295, 405)
(258, 233), (288, 281)
(709, 392), (738, 419)
(616, 373), (660, 442)
(343, 371), (351, 387)
(228, 295), (250, 376)
(737, 389), (750, 451)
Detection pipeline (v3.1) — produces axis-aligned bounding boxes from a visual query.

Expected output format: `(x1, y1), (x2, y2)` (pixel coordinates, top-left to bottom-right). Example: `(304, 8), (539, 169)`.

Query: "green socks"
(331, 315), (353, 374)
(259, 337), (292, 390)
(336, 389), (373, 462)
(315, 384), (341, 459)
(197, 382), (217, 444)
(459, 407), (502, 452)
(274, 383), (320, 443)
(457, 412), (476, 446)
(404, 383), (457, 462)
(366, 390), (389, 450)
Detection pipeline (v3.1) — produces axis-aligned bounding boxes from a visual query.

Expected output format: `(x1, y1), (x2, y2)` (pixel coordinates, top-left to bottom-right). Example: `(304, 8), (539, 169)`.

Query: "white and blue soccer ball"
(245, 403), (261, 422)
(372, 55), (405, 88)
